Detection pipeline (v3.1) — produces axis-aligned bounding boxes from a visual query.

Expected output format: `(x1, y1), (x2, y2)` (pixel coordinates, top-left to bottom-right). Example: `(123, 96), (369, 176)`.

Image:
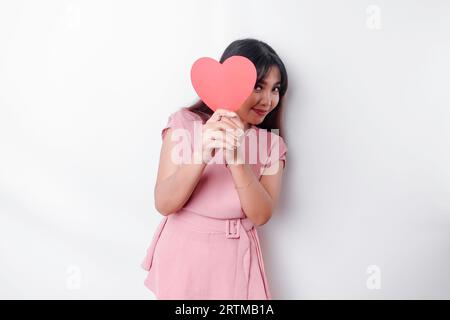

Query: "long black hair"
(186, 38), (289, 137)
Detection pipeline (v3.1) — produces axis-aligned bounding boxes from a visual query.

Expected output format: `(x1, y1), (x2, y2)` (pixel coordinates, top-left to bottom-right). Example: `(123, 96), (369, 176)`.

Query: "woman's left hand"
(215, 112), (246, 166)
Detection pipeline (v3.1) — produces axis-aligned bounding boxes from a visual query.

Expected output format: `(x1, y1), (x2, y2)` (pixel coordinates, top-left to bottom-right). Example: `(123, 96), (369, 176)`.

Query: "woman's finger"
(207, 138), (236, 151)
(220, 114), (245, 131)
(215, 117), (245, 141)
(208, 109), (237, 123)
(207, 130), (239, 148)
(214, 131), (240, 147)
(208, 121), (240, 137)
(218, 116), (245, 136)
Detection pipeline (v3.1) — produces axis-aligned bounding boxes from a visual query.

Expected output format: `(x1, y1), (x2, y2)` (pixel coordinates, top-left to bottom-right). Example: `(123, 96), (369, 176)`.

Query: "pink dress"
(141, 108), (287, 300)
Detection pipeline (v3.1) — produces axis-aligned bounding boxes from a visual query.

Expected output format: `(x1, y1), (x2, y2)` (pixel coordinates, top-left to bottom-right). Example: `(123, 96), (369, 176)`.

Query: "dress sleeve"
(160, 108), (204, 162)
(161, 109), (191, 140)
(279, 136), (287, 165)
(262, 134), (288, 172)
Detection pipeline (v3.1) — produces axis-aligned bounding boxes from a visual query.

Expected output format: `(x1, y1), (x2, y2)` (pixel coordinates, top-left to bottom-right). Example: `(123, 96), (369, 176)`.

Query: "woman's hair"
(186, 38), (289, 137)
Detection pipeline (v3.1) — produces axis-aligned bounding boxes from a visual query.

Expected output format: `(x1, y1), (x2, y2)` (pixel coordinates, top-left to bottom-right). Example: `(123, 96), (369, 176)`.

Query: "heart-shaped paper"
(190, 55), (257, 112)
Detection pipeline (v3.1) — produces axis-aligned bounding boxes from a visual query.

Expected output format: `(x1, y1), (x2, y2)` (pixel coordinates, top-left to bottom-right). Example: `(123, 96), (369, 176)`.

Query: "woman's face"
(236, 65), (281, 130)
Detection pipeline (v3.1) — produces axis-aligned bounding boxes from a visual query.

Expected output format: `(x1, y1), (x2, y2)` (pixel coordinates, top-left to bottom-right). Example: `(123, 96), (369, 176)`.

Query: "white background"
(1, 0), (449, 299)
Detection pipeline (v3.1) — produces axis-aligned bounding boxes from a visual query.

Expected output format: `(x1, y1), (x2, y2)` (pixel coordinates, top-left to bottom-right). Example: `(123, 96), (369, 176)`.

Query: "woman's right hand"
(200, 109), (242, 163)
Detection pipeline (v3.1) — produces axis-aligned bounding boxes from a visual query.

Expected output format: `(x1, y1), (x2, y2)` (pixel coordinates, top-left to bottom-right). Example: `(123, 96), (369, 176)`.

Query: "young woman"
(141, 38), (289, 299)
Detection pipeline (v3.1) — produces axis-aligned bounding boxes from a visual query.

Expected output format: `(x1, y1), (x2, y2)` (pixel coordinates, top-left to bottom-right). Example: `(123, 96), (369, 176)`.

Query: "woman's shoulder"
(169, 107), (203, 122)
(252, 127), (287, 165)
(252, 126), (287, 147)
(161, 107), (204, 139)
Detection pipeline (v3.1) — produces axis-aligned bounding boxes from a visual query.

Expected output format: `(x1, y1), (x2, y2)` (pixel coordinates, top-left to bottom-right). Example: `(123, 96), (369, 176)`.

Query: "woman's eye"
(254, 85), (280, 92)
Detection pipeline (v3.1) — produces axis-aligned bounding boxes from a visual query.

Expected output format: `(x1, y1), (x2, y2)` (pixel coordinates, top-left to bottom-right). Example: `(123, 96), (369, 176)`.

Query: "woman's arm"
(228, 160), (285, 226)
(154, 128), (207, 216)
(154, 109), (241, 216)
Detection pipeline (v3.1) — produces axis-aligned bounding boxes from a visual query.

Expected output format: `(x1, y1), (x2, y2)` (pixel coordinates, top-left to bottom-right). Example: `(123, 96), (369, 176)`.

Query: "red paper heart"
(190, 55), (257, 112)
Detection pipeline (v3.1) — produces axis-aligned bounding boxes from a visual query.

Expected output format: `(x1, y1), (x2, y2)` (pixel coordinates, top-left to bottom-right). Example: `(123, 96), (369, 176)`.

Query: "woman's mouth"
(252, 108), (268, 116)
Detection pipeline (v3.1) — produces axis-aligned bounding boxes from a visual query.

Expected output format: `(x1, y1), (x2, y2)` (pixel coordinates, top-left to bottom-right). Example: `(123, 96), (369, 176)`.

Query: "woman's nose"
(260, 91), (272, 106)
